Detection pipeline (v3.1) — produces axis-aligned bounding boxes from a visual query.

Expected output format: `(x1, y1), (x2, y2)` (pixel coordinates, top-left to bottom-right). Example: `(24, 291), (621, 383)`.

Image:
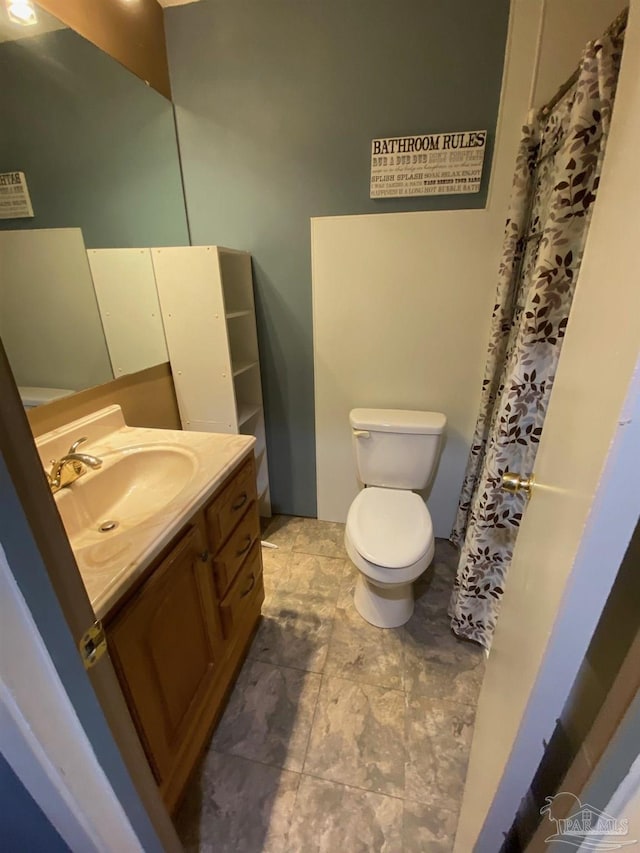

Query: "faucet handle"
(68, 436), (88, 455)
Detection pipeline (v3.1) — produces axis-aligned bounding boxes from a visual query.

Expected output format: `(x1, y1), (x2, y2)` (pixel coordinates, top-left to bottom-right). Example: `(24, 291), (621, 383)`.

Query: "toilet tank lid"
(19, 386), (74, 406)
(350, 408), (446, 435)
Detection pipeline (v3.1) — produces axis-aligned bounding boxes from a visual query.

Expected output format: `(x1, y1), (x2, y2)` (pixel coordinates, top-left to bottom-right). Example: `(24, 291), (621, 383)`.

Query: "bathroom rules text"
(0, 171), (34, 219)
(370, 130), (487, 198)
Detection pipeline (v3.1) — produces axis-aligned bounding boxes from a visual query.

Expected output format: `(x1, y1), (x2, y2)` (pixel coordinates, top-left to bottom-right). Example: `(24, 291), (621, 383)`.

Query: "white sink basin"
(36, 404), (255, 618)
(54, 444), (198, 548)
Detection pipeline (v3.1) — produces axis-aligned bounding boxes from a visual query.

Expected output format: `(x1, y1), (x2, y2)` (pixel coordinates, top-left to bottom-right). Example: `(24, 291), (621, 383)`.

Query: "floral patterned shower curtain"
(449, 11), (627, 650)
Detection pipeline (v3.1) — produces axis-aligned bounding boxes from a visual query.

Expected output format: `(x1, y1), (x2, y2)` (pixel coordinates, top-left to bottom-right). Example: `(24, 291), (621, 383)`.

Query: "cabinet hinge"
(79, 620), (108, 670)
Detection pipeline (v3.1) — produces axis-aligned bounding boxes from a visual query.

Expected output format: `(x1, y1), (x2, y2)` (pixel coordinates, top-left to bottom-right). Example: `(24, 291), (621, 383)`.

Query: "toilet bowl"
(345, 408), (445, 628)
(345, 487), (434, 627)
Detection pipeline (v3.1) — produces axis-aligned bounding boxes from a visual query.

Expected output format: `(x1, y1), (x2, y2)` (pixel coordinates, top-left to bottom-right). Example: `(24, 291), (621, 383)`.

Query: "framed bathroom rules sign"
(0, 171), (34, 219)
(370, 130), (487, 198)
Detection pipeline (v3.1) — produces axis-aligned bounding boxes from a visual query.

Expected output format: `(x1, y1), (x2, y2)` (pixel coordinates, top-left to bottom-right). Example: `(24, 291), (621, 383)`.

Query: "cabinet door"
(108, 525), (221, 783)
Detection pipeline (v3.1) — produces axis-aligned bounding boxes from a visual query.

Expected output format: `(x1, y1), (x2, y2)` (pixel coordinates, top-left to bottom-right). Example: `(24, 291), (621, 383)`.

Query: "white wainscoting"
(312, 209), (498, 536)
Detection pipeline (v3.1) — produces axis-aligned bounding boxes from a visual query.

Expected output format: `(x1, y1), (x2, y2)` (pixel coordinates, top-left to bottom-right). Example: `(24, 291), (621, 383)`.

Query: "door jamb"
(0, 339), (181, 852)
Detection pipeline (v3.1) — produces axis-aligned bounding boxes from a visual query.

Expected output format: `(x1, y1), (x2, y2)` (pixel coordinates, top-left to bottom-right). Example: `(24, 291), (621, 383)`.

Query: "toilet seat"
(345, 531), (434, 588)
(345, 486), (434, 593)
(346, 487), (432, 568)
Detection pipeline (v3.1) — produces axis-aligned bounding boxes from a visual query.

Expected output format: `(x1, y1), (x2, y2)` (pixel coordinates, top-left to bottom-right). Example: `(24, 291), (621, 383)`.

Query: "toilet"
(18, 386), (74, 409)
(345, 408), (446, 628)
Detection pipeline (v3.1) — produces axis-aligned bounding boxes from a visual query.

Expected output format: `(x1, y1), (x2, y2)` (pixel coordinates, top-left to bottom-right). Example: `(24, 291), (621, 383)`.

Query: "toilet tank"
(350, 408), (446, 490)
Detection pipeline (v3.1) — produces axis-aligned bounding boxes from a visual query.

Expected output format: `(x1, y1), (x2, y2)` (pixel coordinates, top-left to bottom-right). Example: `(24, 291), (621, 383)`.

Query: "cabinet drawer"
(206, 455), (257, 552)
(212, 504), (260, 597)
(219, 542), (264, 641)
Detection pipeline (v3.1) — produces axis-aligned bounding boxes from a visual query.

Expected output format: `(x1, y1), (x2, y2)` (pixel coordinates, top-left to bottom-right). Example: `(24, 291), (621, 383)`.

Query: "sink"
(36, 404), (255, 617)
(55, 444), (198, 549)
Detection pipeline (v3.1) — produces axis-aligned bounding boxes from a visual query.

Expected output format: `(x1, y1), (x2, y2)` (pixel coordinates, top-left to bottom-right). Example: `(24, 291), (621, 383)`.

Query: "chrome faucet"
(47, 436), (103, 494)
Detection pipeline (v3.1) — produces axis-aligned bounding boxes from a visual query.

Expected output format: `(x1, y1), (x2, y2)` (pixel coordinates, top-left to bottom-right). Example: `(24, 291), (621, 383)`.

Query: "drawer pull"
(236, 535), (252, 557)
(232, 492), (248, 511)
(240, 573), (256, 598)
(200, 550), (209, 563)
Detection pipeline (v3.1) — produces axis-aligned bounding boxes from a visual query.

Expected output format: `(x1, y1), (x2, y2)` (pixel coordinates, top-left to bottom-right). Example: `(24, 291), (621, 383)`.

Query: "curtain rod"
(537, 5), (629, 124)
(537, 66), (580, 123)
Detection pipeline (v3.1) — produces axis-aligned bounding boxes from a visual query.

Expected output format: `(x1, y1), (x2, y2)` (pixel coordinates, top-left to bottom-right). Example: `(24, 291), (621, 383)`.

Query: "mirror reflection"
(0, 2), (189, 405)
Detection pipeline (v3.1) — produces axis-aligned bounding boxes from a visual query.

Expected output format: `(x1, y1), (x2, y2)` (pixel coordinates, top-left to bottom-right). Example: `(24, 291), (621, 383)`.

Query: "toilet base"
(354, 573), (414, 628)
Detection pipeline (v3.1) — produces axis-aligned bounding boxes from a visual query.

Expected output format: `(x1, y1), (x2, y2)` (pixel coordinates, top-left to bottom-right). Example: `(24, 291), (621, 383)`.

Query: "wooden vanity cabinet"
(107, 525), (220, 784)
(105, 452), (264, 813)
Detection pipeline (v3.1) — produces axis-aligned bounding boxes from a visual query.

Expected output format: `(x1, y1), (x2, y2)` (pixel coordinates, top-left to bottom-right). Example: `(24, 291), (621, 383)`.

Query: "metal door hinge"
(79, 620), (107, 670)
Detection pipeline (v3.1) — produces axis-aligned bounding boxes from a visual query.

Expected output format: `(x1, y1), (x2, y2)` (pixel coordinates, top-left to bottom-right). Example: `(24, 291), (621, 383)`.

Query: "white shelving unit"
(87, 248), (169, 378)
(152, 246), (271, 516)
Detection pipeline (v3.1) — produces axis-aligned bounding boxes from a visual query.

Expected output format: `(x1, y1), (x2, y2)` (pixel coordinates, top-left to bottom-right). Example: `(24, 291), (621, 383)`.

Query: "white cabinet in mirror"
(87, 249), (169, 378)
(0, 228), (113, 395)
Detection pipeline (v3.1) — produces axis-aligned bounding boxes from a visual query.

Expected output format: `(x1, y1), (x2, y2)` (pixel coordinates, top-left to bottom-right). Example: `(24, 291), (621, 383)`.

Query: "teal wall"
(0, 29), (189, 248)
(0, 753), (70, 853)
(166, 0), (510, 517)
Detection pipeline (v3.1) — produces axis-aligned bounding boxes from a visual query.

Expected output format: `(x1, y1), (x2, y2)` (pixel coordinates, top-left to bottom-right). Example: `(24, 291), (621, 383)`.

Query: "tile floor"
(176, 516), (485, 853)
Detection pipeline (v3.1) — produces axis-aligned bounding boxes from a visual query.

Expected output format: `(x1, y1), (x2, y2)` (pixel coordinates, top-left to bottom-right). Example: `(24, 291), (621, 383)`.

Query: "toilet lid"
(346, 487), (433, 569)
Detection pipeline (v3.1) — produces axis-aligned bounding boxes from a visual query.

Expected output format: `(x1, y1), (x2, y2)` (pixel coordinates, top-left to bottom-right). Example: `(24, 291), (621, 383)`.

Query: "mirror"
(0, 2), (189, 401)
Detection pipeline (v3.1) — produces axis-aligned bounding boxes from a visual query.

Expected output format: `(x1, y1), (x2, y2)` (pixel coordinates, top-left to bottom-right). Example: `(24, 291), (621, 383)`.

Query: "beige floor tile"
(403, 652), (484, 705)
(260, 547), (292, 603)
(291, 518), (348, 558)
(404, 606), (485, 671)
(212, 659), (321, 772)
(403, 800), (458, 852)
(276, 551), (347, 601)
(249, 590), (336, 673)
(304, 676), (406, 797)
(261, 515), (310, 550)
(404, 695), (475, 809)
(325, 604), (405, 690)
(286, 775), (403, 853)
(176, 751), (300, 853)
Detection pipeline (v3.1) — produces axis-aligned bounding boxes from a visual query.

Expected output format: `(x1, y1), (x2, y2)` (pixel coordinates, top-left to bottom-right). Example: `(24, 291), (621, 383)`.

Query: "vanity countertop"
(36, 406), (255, 619)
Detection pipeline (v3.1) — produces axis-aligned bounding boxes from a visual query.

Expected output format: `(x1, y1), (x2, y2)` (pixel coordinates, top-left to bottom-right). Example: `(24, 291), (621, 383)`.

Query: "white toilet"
(18, 386), (74, 409)
(345, 408), (446, 628)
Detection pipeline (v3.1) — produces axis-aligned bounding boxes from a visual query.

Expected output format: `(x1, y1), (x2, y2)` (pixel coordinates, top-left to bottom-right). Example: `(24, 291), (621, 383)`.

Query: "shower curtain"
(449, 11), (627, 650)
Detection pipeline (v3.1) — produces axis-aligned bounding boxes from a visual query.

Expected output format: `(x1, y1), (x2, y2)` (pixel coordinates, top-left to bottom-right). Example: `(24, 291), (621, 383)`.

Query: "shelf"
(232, 360), (258, 378)
(155, 245), (270, 517)
(237, 403), (261, 426)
